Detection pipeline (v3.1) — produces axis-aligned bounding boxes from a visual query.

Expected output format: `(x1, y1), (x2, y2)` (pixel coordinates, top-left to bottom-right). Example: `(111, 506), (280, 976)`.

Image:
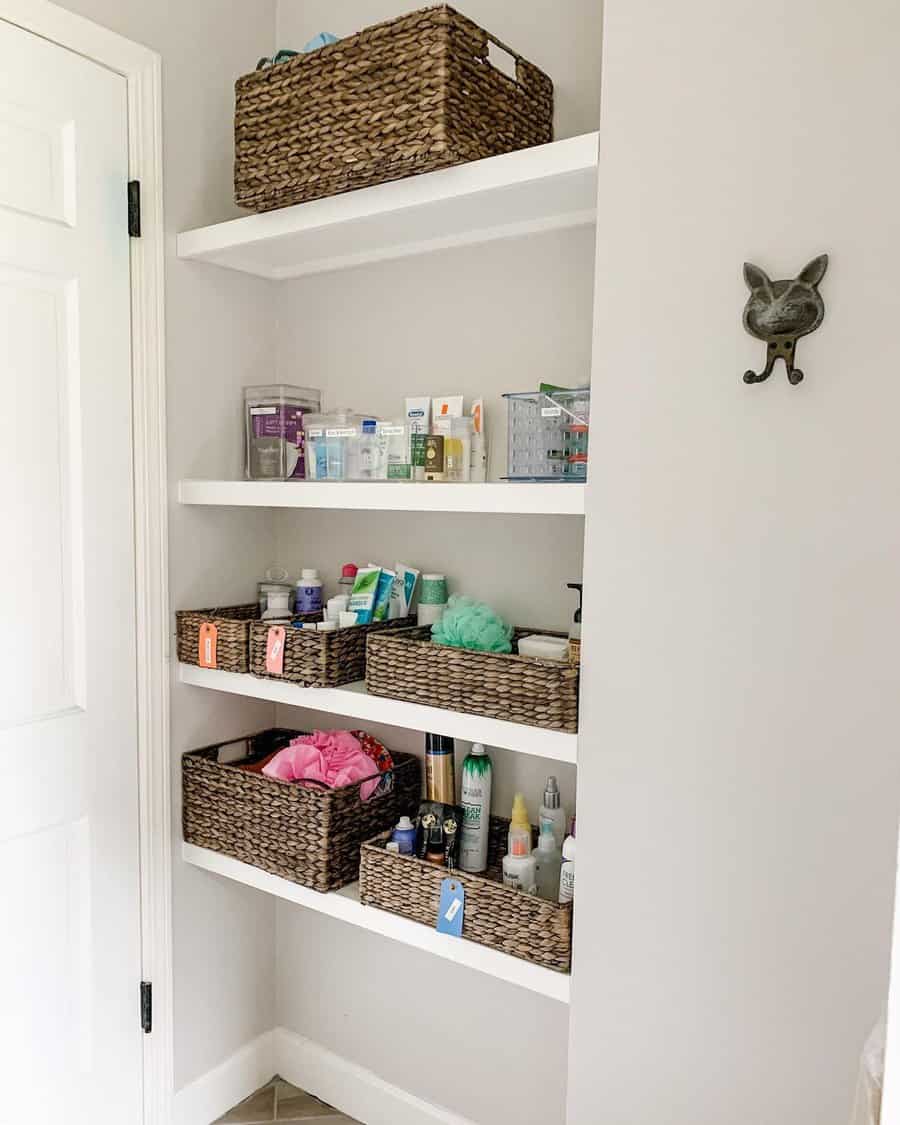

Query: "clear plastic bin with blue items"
(302, 413), (413, 482)
(503, 387), (590, 482)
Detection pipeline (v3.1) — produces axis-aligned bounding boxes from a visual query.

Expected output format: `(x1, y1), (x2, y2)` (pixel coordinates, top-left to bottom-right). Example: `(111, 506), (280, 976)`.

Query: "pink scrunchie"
(262, 729), (381, 799)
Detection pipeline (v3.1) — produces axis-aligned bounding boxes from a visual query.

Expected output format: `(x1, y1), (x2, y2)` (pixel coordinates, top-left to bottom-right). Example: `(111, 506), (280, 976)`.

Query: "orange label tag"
(198, 622), (218, 669)
(265, 625), (286, 675)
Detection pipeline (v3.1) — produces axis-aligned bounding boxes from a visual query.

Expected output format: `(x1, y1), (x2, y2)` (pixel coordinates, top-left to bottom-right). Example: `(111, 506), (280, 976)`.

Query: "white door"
(0, 18), (142, 1123)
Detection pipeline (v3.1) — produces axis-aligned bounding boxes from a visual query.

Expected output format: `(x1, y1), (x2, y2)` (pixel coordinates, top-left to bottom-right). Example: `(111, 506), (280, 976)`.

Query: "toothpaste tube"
(372, 567), (396, 622)
(389, 563), (420, 618)
(348, 566), (381, 624)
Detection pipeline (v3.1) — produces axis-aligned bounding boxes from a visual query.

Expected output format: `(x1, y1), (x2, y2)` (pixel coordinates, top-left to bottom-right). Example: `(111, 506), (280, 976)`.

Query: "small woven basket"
(176, 604), (321, 673)
(234, 4), (553, 212)
(183, 728), (422, 892)
(366, 626), (579, 731)
(250, 616), (416, 689)
(360, 816), (572, 972)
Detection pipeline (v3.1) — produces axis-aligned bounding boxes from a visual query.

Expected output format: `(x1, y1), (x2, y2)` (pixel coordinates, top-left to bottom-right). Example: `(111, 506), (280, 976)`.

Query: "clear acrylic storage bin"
(302, 412), (361, 481)
(503, 388), (590, 482)
(245, 384), (322, 480)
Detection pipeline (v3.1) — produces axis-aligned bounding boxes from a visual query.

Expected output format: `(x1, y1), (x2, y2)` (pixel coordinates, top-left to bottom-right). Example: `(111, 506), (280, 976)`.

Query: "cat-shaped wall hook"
(742, 254), (828, 385)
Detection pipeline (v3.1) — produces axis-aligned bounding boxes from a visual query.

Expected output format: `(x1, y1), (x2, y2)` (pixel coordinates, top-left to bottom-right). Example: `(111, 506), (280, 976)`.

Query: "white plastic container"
(295, 568), (323, 614)
(459, 744), (492, 873)
(517, 634), (569, 662)
(558, 836), (575, 903)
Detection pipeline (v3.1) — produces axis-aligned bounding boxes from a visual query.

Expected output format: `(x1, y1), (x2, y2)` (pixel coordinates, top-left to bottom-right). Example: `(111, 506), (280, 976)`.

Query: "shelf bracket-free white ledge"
(183, 843), (571, 1003)
(177, 479), (586, 516)
(178, 665), (577, 764)
(176, 133), (598, 280)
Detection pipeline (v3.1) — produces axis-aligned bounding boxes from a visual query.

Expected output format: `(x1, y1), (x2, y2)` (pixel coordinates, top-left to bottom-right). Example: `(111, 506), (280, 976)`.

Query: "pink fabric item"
(262, 729), (381, 799)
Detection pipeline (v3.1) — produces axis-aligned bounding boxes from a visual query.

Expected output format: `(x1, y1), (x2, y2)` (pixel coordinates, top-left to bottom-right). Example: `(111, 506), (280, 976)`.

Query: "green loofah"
(431, 595), (513, 654)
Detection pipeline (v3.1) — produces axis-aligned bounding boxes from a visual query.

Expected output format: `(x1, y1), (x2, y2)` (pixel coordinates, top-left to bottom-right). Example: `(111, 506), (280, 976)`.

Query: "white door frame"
(0, 3), (171, 1123)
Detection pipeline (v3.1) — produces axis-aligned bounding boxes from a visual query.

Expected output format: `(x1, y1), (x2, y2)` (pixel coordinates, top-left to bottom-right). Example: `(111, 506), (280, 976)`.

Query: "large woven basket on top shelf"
(366, 625), (579, 732)
(176, 604), (321, 674)
(234, 4), (553, 212)
(360, 816), (572, 972)
(183, 727), (422, 892)
(249, 615), (415, 689)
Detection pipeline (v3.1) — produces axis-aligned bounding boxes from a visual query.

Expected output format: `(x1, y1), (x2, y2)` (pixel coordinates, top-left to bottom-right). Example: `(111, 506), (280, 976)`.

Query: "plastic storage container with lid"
(245, 384), (321, 480)
(503, 387), (590, 482)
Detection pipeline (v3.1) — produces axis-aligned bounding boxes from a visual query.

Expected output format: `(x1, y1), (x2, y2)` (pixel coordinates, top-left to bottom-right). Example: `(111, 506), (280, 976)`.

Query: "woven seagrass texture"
(176, 603), (260, 673)
(182, 728), (422, 892)
(176, 604), (322, 673)
(360, 815), (572, 972)
(250, 615), (416, 689)
(366, 625), (579, 731)
(234, 4), (553, 212)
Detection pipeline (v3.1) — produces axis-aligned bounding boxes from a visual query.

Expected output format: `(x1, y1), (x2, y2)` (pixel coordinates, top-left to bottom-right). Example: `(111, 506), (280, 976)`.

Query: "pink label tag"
(198, 622), (217, 669)
(265, 626), (286, 675)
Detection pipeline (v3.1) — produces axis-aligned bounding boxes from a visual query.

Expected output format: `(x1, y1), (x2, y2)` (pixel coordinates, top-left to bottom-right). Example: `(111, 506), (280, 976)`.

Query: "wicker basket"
(176, 604), (321, 673)
(366, 626), (579, 731)
(183, 728), (422, 892)
(234, 5), (553, 212)
(250, 616), (416, 689)
(360, 816), (572, 972)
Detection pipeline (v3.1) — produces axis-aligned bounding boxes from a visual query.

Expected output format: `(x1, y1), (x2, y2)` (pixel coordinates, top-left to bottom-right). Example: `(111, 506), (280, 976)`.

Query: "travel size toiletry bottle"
(558, 836), (576, 904)
(539, 776), (567, 848)
(533, 827), (563, 902)
(502, 793), (537, 894)
(459, 744), (492, 873)
(390, 815), (416, 856)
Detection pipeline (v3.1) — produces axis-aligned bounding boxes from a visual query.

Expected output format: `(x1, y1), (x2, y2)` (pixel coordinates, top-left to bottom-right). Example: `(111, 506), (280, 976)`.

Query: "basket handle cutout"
(485, 39), (519, 83)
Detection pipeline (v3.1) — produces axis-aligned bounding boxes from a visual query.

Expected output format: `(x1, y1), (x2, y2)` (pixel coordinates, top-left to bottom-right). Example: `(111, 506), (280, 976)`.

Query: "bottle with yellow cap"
(501, 793), (537, 895)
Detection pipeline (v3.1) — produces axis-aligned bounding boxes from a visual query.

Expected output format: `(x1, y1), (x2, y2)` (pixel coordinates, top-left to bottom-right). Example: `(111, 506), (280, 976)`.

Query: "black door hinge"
(128, 180), (141, 237)
(140, 981), (152, 1034)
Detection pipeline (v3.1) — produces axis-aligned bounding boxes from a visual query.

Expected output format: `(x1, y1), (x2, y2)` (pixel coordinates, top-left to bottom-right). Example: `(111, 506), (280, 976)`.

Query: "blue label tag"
(436, 879), (465, 937)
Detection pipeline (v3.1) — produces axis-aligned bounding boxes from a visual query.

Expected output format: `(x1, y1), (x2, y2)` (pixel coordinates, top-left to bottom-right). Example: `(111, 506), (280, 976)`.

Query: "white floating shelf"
(176, 133), (598, 280)
(183, 843), (570, 1003)
(179, 665), (577, 764)
(178, 479), (585, 516)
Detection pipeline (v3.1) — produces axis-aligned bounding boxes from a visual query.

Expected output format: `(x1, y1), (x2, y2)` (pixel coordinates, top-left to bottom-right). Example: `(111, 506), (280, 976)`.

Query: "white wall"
(53, 0), (280, 1091)
(568, 2), (900, 1123)
(276, 0), (603, 141)
(271, 227), (593, 1125)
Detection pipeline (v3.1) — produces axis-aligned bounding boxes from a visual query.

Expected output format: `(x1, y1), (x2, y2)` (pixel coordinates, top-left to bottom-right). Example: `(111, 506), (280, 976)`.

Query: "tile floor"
(213, 1076), (359, 1124)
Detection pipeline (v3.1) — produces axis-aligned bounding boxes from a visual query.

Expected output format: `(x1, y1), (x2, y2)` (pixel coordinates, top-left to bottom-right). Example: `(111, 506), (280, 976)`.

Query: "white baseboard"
(172, 1030), (276, 1125)
(273, 1026), (475, 1125)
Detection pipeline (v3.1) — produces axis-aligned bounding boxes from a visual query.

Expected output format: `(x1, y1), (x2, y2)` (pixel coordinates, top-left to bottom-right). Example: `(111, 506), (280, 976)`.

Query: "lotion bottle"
(502, 793), (537, 894)
(533, 827), (563, 901)
(459, 743), (492, 873)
